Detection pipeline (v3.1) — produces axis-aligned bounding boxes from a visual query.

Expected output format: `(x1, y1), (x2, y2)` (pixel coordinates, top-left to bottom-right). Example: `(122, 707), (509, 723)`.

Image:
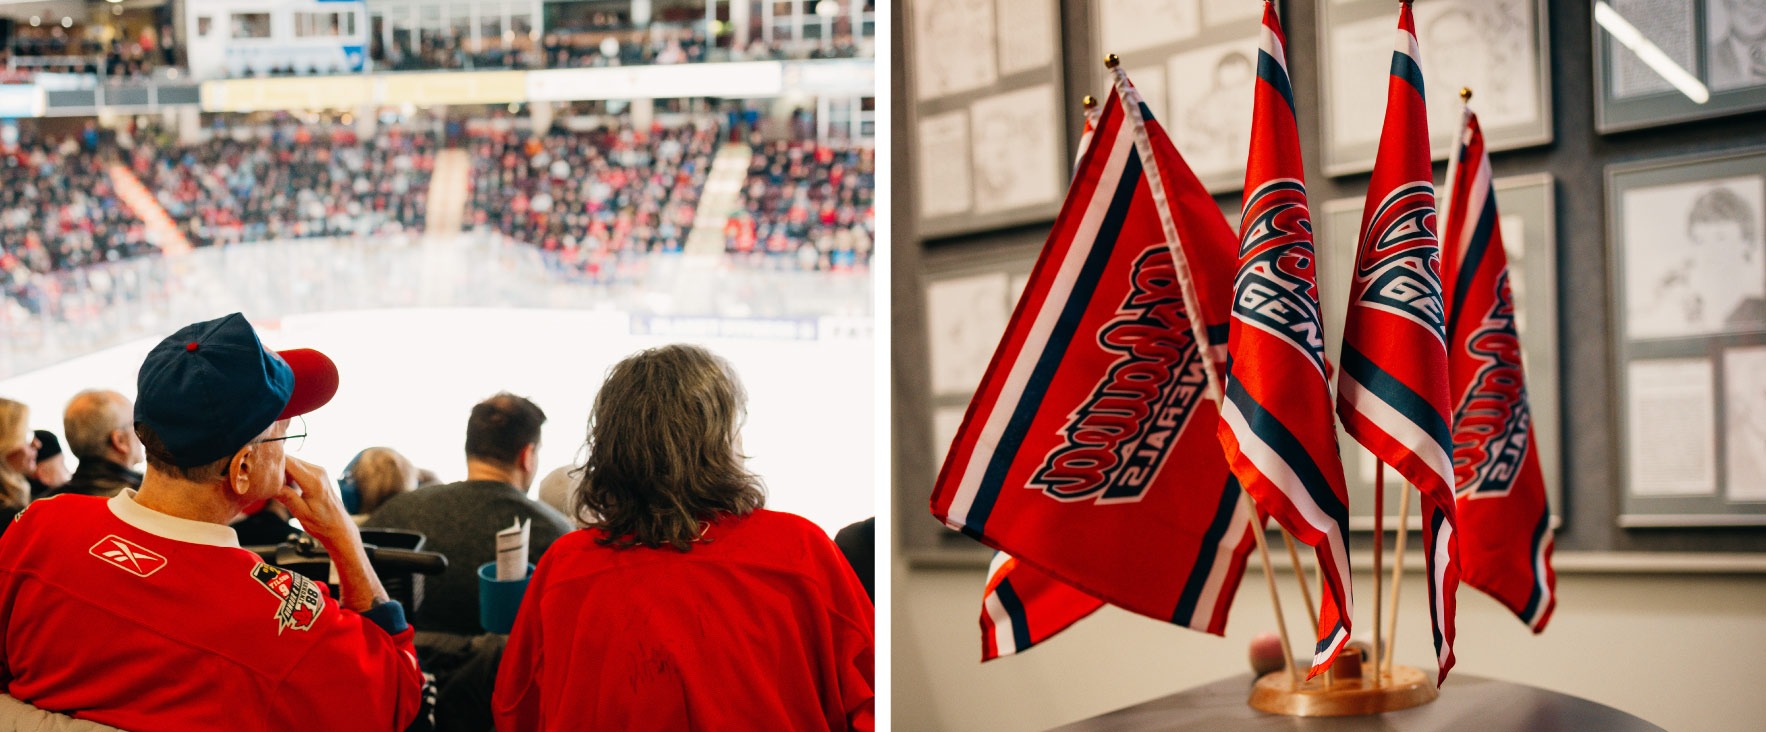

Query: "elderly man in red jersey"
(0, 312), (425, 731)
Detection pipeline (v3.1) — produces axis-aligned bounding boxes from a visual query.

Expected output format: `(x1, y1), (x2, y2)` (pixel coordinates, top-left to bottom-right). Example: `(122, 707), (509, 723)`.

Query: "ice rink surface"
(1, 307), (874, 536)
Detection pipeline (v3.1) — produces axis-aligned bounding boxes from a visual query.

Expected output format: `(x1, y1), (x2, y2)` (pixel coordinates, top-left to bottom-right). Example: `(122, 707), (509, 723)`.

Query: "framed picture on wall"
(1318, 0), (1552, 176)
(1608, 148), (1766, 526)
(906, 0), (1067, 239)
(1594, 0), (1766, 133)
(1317, 175), (1563, 529)
(1090, 0), (1263, 193)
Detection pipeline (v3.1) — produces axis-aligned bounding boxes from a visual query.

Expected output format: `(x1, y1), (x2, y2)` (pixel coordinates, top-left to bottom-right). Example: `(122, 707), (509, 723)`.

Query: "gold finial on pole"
(1460, 87), (1473, 102)
(1104, 53), (1120, 69)
(1082, 95), (1097, 110)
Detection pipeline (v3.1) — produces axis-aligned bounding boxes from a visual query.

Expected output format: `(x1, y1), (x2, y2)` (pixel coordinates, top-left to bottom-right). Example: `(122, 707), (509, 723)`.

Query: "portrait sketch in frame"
(1092, 0), (1262, 194)
(1609, 149), (1766, 526)
(1318, 0), (1552, 176)
(907, 0), (1066, 239)
(1595, 0), (1766, 133)
(1317, 175), (1563, 530)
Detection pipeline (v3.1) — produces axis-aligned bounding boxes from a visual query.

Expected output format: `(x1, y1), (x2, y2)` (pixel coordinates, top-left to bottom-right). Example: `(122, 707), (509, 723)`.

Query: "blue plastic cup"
(477, 562), (535, 634)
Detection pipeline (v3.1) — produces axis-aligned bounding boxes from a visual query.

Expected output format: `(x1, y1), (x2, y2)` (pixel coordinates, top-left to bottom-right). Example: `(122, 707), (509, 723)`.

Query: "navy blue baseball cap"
(135, 313), (339, 468)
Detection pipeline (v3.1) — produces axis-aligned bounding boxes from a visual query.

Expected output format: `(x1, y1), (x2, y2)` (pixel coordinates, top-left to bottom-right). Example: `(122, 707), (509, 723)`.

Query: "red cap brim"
(276, 348), (339, 420)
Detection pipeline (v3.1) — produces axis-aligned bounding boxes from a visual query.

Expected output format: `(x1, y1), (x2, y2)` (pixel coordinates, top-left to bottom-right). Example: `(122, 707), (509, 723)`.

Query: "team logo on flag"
(251, 563), (326, 634)
(1355, 182), (1446, 338)
(1453, 273), (1532, 499)
(1031, 247), (1207, 504)
(1236, 179), (1327, 374)
(89, 535), (168, 578)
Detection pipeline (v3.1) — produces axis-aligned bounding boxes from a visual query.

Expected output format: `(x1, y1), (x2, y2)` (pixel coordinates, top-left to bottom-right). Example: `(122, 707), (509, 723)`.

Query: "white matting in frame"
(926, 271), (1012, 397)
(995, 0), (1058, 77)
(916, 110), (973, 219)
(1724, 345), (1766, 502)
(1317, 174), (1562, 530)
(1319, 0), (1551, 176)
(968, 84), (1065, 216)
(1100, 0), (1201, 56)
(1625, 358), (1718, 498)
(910, 0), (998, 102)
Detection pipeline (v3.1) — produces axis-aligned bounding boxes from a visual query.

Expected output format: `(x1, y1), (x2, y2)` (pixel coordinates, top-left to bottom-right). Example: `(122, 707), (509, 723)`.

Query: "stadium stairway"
(683, 142), (753, 256)
(426, 149), (472, 237)
(107, 165), (192, 255)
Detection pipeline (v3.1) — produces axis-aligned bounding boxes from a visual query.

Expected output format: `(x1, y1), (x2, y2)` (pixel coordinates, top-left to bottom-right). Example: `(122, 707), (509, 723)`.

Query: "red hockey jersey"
(0, 492), (424, 732)
(493, 509), (874, 731)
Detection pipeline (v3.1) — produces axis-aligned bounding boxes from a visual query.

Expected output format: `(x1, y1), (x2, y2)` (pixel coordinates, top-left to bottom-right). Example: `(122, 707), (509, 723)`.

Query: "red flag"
(1441, 106), (1557, 633)
(932, 78), (1255, 642)
(1334, 3), (1460, 685)
(979, 552), (1104, 661)
(1217, 3), (1354, 680)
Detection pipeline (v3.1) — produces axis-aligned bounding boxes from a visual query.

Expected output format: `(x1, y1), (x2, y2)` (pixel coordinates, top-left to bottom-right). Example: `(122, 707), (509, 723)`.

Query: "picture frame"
(1091, 0), (1263, 194)
(1317, 0), (1552, 177)
(1593, 0), (1766, 134)
(1317, 174), (1563, 530)
(905, 0), (1067, 239)
(1607, 148), (1766, 526)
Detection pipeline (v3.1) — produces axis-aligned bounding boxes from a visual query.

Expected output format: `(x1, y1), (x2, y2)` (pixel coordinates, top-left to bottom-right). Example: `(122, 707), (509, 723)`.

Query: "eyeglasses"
(250, 415), (306, 452)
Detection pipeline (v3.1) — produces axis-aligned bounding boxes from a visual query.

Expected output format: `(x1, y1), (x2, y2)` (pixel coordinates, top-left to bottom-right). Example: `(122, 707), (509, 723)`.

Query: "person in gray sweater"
(364, 393), (573, 636)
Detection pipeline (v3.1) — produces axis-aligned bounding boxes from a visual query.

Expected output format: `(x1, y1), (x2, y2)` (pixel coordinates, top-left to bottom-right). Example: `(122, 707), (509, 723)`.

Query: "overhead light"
(29, 16), (39, 27)
(816, 0), (840, 18)
(1594, 1), (1709, 104)
(61, 17), (72, 28)
(107, 0), (123, 4)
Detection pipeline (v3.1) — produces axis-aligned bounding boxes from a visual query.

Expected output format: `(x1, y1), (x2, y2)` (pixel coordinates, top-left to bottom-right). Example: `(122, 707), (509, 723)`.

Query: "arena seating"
(465, 118), (719, 277)
(127, 124), (436, 247)
(0, 133), (154, 280)
(726, 138), (873, 272)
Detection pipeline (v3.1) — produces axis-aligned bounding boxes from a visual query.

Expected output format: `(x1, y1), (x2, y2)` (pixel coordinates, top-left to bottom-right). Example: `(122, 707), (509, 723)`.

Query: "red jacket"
(493, 509), (874, 731)
(0, 493), (423, 732)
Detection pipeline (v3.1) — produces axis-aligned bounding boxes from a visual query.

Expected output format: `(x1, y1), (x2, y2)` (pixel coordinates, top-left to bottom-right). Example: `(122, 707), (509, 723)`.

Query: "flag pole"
(1104, 52), (1297, 685)
(1280, 531), (1318, 636)
(1373, 462), (1384, 686)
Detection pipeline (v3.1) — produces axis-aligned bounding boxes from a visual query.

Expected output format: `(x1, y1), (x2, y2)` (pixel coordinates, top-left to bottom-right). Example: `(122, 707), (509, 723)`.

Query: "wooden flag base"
(1248, 665), (1438, 717)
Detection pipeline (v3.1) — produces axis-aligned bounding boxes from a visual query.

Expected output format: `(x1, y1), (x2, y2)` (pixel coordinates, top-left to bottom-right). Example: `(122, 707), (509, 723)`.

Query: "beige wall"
(893, 562), (1766, 731)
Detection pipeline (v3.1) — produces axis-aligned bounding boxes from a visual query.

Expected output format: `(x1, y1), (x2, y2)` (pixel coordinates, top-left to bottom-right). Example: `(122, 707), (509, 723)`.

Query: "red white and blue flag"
(1334, 3), (1460, 685)
(980, 552), (1104, 661)
(933, 75), (1256, 648)
(1217, 3), (1354, 680)
(974, 95), (1116, 664)
(1441, 105), (1557, 634)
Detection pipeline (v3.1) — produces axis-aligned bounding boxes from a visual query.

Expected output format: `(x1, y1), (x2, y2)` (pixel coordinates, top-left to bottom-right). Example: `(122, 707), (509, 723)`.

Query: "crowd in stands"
(0, 130), (156, 310)
(726, 135), (873, 272)
(467, 118), (718, 277)
(128, 123), (435, 247)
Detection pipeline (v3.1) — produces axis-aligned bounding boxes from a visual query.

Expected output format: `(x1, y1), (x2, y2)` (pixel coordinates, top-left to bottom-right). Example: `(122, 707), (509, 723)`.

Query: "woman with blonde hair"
(342, 446), (419, 520)
(494, 344), (874, 731)
(0, 398), (41, 523)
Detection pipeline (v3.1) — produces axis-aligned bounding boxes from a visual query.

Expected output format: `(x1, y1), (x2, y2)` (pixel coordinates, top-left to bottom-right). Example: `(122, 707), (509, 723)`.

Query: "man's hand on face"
(275, 455), (359, 549)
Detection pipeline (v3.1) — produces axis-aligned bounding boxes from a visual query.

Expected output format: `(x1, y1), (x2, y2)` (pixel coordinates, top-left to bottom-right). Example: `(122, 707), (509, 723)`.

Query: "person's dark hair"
(1688, 187), (1758, 242)
(465, 393), (546, 466)
(576, 344), (765, 551)
(135, 422), (231, 483)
